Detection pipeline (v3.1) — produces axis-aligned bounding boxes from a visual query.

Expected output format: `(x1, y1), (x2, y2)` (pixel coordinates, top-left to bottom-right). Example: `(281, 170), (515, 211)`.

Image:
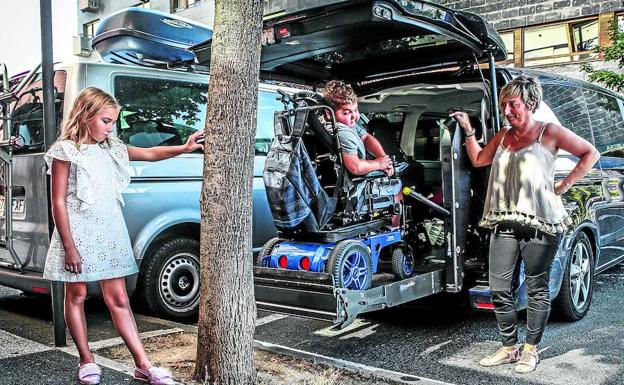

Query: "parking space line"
(421, 339), (453, 356)
(255, 313), (288, 327)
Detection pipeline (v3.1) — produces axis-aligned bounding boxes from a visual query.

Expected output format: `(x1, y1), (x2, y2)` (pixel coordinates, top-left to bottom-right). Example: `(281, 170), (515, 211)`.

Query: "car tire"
(142, 237), (200, 321)
(553, 231), (595, 321)
(327, 240), (372, 290)
(255, 237), (283, 267)
(391, 246), (414, 280)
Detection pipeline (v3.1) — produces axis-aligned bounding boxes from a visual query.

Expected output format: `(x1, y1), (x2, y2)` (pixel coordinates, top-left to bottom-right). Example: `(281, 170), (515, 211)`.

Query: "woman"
(450, 76), (599, 374)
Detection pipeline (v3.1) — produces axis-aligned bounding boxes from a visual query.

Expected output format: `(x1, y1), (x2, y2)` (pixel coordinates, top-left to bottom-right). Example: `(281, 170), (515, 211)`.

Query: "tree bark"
(195, 1), (263, 384)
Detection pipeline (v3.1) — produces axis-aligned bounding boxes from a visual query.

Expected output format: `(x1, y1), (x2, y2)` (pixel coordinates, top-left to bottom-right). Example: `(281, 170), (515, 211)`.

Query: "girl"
(43, 86), (204, 385)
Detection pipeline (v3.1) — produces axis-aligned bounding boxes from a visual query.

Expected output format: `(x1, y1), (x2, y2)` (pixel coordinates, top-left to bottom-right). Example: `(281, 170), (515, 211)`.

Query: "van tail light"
(475, 302), (494, 310)
(32, 286), (49, 294)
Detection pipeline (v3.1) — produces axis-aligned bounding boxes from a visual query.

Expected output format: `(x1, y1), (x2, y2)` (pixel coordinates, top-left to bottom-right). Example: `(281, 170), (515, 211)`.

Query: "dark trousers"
(489, 222), (560, 346)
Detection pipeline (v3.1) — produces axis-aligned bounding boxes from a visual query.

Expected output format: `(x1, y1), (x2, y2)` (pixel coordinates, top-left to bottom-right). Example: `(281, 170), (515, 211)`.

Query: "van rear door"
(192, 0), (505, 91)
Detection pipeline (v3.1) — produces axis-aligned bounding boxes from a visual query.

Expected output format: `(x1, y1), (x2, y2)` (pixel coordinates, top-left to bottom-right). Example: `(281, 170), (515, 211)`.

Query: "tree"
(581, 20), (624, 92)
(194, 1), (263, 384)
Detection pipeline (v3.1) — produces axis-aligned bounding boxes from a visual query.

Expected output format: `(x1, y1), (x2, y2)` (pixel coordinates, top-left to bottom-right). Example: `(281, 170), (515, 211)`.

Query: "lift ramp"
(254, 266), (444, 329)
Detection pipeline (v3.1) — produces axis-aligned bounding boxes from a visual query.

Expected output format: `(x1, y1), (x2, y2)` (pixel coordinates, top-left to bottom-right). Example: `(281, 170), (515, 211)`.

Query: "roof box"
(92, 7), (212, 67)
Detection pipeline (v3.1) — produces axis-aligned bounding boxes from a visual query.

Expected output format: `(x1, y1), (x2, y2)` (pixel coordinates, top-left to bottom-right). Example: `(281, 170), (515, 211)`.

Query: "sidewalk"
(0, 329), (133, 385)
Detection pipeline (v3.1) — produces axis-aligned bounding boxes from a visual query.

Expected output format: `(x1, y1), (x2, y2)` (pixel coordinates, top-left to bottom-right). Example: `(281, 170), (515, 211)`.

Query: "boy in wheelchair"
(323, 80), (394, 177)
(323, 81), (402, 224)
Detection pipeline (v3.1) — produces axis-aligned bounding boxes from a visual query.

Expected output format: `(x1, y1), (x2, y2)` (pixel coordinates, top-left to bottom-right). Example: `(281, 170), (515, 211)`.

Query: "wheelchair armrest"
(351, 170), (386, 183)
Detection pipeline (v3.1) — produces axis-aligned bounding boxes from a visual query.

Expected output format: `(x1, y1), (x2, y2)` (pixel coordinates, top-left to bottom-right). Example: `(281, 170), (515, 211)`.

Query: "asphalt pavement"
(0, 262), (623, 385)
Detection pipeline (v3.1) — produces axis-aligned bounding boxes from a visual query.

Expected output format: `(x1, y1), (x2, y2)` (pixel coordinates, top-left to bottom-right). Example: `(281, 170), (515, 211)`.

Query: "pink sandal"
(78, 363), (102, 385)
(133, 366), (175, 385)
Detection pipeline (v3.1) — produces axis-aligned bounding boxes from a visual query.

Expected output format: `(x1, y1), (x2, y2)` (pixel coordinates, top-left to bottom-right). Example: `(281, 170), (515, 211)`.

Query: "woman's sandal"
(133, 366), (175, 385)
(515, 349), (539, 374)
(479, 346), (521, 367)
(78, 363), (102, 385)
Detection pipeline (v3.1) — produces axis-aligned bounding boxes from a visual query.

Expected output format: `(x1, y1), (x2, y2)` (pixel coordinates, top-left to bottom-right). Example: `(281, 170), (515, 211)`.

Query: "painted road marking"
(421, 339), (453, 356)
(255, 313), (289, 327)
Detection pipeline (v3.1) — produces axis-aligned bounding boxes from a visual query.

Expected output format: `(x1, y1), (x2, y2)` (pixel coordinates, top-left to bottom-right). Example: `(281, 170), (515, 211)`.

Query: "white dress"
(43, 140), (138, 282)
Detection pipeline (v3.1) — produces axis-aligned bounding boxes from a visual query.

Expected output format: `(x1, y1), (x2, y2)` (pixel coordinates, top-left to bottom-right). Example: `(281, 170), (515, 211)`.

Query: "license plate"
(0, 196), (25, 215)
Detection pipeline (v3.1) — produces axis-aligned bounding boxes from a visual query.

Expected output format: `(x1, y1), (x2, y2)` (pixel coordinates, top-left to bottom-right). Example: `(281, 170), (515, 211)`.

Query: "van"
(0, 8), (289, 320)
(188, 0), (623, 327)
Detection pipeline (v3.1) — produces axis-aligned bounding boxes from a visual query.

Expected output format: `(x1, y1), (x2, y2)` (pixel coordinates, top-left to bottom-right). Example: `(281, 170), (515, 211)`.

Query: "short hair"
(499, 75), (542, 112)
(322, 80), (358, 109)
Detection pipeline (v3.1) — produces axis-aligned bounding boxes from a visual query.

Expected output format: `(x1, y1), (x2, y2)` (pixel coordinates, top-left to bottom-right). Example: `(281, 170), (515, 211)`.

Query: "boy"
(323, 80), (394, 176)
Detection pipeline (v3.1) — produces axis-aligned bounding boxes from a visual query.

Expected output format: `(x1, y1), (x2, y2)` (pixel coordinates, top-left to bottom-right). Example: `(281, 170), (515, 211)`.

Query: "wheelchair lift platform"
(254, 264), (444, 329)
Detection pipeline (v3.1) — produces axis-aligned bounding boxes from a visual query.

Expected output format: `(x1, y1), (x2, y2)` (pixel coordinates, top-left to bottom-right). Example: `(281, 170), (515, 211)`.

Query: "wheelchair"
(256, 90), (423, 291)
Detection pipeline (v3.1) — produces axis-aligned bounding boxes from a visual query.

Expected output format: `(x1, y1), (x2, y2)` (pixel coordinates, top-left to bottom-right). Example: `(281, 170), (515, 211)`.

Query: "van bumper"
(0, 265), (51, 294)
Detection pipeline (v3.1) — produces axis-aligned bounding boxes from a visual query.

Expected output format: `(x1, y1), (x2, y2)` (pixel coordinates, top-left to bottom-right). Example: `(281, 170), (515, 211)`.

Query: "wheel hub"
(159, 253), (200, 313)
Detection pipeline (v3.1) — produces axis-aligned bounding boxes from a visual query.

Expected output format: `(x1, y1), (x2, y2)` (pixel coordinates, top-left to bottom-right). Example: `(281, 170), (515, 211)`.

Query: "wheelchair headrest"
(293, 91), (326, 108)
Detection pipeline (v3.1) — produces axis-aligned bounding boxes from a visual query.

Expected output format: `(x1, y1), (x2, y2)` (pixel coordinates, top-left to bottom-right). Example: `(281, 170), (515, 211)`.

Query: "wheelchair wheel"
(255, 237), (283, 267)
(327, 240), (373, 290)
(391, 246), (415, 280)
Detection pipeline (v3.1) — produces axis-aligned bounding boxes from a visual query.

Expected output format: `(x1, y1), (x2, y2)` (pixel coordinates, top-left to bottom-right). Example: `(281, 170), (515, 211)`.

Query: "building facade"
(77, 0), (623, 82)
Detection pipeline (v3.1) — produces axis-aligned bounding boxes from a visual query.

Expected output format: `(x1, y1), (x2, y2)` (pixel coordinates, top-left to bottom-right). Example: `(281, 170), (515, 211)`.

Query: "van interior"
(363, 81), (491, 268)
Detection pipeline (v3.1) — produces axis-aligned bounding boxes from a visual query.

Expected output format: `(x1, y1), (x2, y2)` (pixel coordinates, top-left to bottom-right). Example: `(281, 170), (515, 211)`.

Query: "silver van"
(0, 54), (290, 320)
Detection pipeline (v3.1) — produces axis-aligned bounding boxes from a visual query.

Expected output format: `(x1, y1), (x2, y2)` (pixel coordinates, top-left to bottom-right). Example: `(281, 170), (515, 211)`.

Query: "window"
(83, 19), (100, 38)
(171, 0), (200, 12)
(135, 1), (150, 8)
(523, 24), (571, 66)
(499, 31), (514, 66)
(9, 71), (66, 153)
(503, 17), (600, 67)
(571, 19), (598, 60)
(114, 76), (208, 148)
(255, 91), (284, 155)
(583, 89), (624, 157)
(114, 76), (281, 151)
(541, 83), (592, 141)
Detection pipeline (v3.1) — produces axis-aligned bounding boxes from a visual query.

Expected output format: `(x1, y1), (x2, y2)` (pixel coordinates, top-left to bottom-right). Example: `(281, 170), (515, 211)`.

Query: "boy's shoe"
(479, 346), (521, 367)
(515, 349), (539, 374)
(133, 366), (175, 385)
(78, 363), (102, 385)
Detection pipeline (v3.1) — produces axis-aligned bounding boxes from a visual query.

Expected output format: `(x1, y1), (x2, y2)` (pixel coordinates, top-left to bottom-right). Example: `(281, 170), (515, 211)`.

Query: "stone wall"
(432, 0), (624, 30)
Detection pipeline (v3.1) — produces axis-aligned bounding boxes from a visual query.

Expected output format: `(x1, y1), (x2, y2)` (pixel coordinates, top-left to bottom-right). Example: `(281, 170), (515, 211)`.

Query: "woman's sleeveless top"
(479, 123), (572, 234)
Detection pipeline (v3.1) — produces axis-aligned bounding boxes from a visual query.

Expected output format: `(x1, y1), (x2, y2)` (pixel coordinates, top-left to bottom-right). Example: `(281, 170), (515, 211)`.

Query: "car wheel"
(327, 240), (372, 290)
(142, 237), (200, 321)
(553, 231), (594, 321)
(255, 237), (283, 267)
(391, 246), (414, 280)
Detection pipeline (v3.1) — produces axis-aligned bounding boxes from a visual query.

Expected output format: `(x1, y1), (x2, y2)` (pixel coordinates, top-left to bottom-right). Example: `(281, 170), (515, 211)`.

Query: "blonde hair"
(323, 80), (358, 109)
(499, 75), (542, 112)
(57, 86), (120, 147)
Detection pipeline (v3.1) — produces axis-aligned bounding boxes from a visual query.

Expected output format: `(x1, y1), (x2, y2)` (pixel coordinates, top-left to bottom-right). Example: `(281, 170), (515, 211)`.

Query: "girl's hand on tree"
(64, 247), (83, 274)
(184, 130), (205, 152)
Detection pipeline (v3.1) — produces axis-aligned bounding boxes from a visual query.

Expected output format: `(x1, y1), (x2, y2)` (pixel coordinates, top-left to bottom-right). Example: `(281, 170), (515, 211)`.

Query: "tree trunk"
(195, 1), (263, 384)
